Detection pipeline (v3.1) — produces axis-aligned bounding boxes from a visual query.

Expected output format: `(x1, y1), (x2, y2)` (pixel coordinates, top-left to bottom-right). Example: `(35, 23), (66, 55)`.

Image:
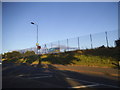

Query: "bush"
(4, 51), (22, 59)
(24, 51), (35, 57)
(24, 55), (39, 64)
(41, 47), (119, 68)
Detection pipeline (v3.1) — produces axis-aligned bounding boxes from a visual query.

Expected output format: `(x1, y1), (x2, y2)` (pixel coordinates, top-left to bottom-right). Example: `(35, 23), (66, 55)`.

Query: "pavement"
(52, 64), (119, 77)
(2, 63), (120, 89)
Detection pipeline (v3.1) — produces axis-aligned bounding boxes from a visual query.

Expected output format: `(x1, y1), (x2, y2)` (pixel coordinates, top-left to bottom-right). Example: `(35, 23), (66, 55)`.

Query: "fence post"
(58, 40), (60, 48)
(58, 40), (60, 52)
(90, 34), (93, 49)
(51, 43), (52, 48)
(78, 37), (80, 50)
(67, 39), (69, 51)
(44, 44), (47, 54)
(105, 31), (109, 48)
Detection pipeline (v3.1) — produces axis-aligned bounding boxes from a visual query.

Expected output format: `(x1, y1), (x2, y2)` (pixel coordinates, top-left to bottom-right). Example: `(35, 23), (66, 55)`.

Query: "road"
(0, 64), (2, 90)
(2, 63), (120, 89)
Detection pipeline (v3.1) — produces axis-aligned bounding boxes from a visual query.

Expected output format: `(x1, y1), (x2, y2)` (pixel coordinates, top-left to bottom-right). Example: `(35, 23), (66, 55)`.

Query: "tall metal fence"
(18, 30), (118, 54)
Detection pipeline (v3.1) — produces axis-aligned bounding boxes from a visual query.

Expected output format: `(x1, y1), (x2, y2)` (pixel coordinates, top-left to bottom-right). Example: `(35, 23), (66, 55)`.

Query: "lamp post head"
(31, 22), (34, 24)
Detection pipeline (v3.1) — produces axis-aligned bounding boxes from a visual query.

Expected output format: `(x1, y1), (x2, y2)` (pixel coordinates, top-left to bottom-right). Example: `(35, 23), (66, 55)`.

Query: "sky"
(0, 2), (2, 54)
(2, 2), (118, 53)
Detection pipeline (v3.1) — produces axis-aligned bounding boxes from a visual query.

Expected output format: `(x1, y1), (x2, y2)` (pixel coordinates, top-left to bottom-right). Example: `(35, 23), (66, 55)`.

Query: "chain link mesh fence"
(18, 30), (118, 54)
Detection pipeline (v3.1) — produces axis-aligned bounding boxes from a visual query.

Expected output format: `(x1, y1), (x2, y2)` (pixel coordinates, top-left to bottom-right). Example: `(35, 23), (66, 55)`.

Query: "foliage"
(41, 47), (119, 68)
(24, 55), (39, 64)
(73, 55), (117, 67)
(42, 52), (78, 65)
(81, 47), (119, 60)
(2, 50), (39, 65)
(2, 47), (119, 68)
(23, 51), (35, 57)
(4, 51), (22, 59)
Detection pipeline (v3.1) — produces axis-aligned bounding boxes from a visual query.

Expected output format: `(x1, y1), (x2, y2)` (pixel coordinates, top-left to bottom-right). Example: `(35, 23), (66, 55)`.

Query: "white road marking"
(68, 84), (99, 88)
(96, 83), (120, 88)
(18, 74), (24, 77)
(28, 75), (53, 79)
(18, 74), (52, 77)
(66, 77), (97, 84)
(66, 77), (120, 88)
(35, 74), (53, 75)
(17, 74), (53, 79)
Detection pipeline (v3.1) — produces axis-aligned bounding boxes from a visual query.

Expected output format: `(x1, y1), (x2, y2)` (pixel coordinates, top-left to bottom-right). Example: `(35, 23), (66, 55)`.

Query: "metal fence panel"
(17, 30), (118, 54)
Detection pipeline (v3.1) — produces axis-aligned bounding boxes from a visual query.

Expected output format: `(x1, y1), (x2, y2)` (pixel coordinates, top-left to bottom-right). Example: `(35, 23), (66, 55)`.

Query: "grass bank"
(41, 47), (119, 68)
(2, 47), (119, 68)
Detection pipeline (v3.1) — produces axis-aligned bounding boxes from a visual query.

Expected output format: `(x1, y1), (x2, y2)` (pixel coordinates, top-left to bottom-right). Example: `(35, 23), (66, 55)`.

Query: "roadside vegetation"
(1, 46), (120, 68)
(41, 47), (119, 68)
(2, 51), (40, 65)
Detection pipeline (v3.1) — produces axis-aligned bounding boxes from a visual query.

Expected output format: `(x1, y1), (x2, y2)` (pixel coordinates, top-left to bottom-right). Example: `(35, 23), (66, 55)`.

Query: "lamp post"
(31, 22), (41, 67)
(31, 22), (39, 54)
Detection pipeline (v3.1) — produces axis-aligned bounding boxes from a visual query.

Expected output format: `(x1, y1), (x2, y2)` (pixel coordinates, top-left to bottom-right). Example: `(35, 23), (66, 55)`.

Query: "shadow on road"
(2, 62), (119, 89)
(47, 64), (119, 88)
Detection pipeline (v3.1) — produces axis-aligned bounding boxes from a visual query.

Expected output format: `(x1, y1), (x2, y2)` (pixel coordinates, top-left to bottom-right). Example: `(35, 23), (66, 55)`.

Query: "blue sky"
(2, 2), (118, 53)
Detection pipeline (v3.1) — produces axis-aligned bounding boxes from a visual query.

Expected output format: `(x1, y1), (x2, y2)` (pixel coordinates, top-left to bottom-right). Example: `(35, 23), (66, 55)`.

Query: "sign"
(36, 43), (39, 46)
(48, 47), (60, 53)
(37, 46), (41, 50)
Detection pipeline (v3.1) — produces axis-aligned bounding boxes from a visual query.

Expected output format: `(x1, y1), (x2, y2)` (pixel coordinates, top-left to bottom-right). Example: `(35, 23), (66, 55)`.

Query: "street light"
(31, 22), (42, 67)
(31, 22), (39, 54)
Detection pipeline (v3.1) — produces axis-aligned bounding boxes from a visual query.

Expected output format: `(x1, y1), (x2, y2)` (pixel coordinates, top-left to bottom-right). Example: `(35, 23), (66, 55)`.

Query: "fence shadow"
(47, 64), (119, 88)
(2, 63), (119, 88)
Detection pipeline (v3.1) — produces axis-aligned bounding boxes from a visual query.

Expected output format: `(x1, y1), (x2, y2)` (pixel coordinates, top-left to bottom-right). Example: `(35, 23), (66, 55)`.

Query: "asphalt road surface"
(0, 64), (2, 90)
(2, 63), (120, 89)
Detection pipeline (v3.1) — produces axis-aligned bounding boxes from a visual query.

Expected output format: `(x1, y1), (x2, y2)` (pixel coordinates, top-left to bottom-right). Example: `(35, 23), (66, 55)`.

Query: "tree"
(24, 51), (35, 57)
(5, 51), (22, 59)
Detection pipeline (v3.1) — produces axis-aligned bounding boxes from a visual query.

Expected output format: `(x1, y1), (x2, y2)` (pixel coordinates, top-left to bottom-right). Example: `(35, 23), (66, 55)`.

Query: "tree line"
(2, 51), (36, 59)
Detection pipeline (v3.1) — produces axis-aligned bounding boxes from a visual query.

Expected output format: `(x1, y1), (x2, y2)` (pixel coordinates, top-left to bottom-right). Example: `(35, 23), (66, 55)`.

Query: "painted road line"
(68, 84), (99, 88)
(28, 75), (53, 79)
(17, 74), (53, 77)
(66, 77), (97, 84)
(18, 74), (24, 77)
(29, 74), (53, 76)
(96, 83), (120, 88)
(66, 77), (120, 88)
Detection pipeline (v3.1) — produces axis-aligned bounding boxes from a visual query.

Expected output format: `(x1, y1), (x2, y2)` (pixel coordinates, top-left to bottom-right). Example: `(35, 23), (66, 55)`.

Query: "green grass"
(72, 55), (117, 67)
(41, 47), (119, 68)
(41, 54), (118, 68)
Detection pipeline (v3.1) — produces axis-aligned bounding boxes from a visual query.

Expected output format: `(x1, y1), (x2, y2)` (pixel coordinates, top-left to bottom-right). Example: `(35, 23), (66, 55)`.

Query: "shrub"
(24, 51), (35, 57)
(5, 51), (22, 59)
